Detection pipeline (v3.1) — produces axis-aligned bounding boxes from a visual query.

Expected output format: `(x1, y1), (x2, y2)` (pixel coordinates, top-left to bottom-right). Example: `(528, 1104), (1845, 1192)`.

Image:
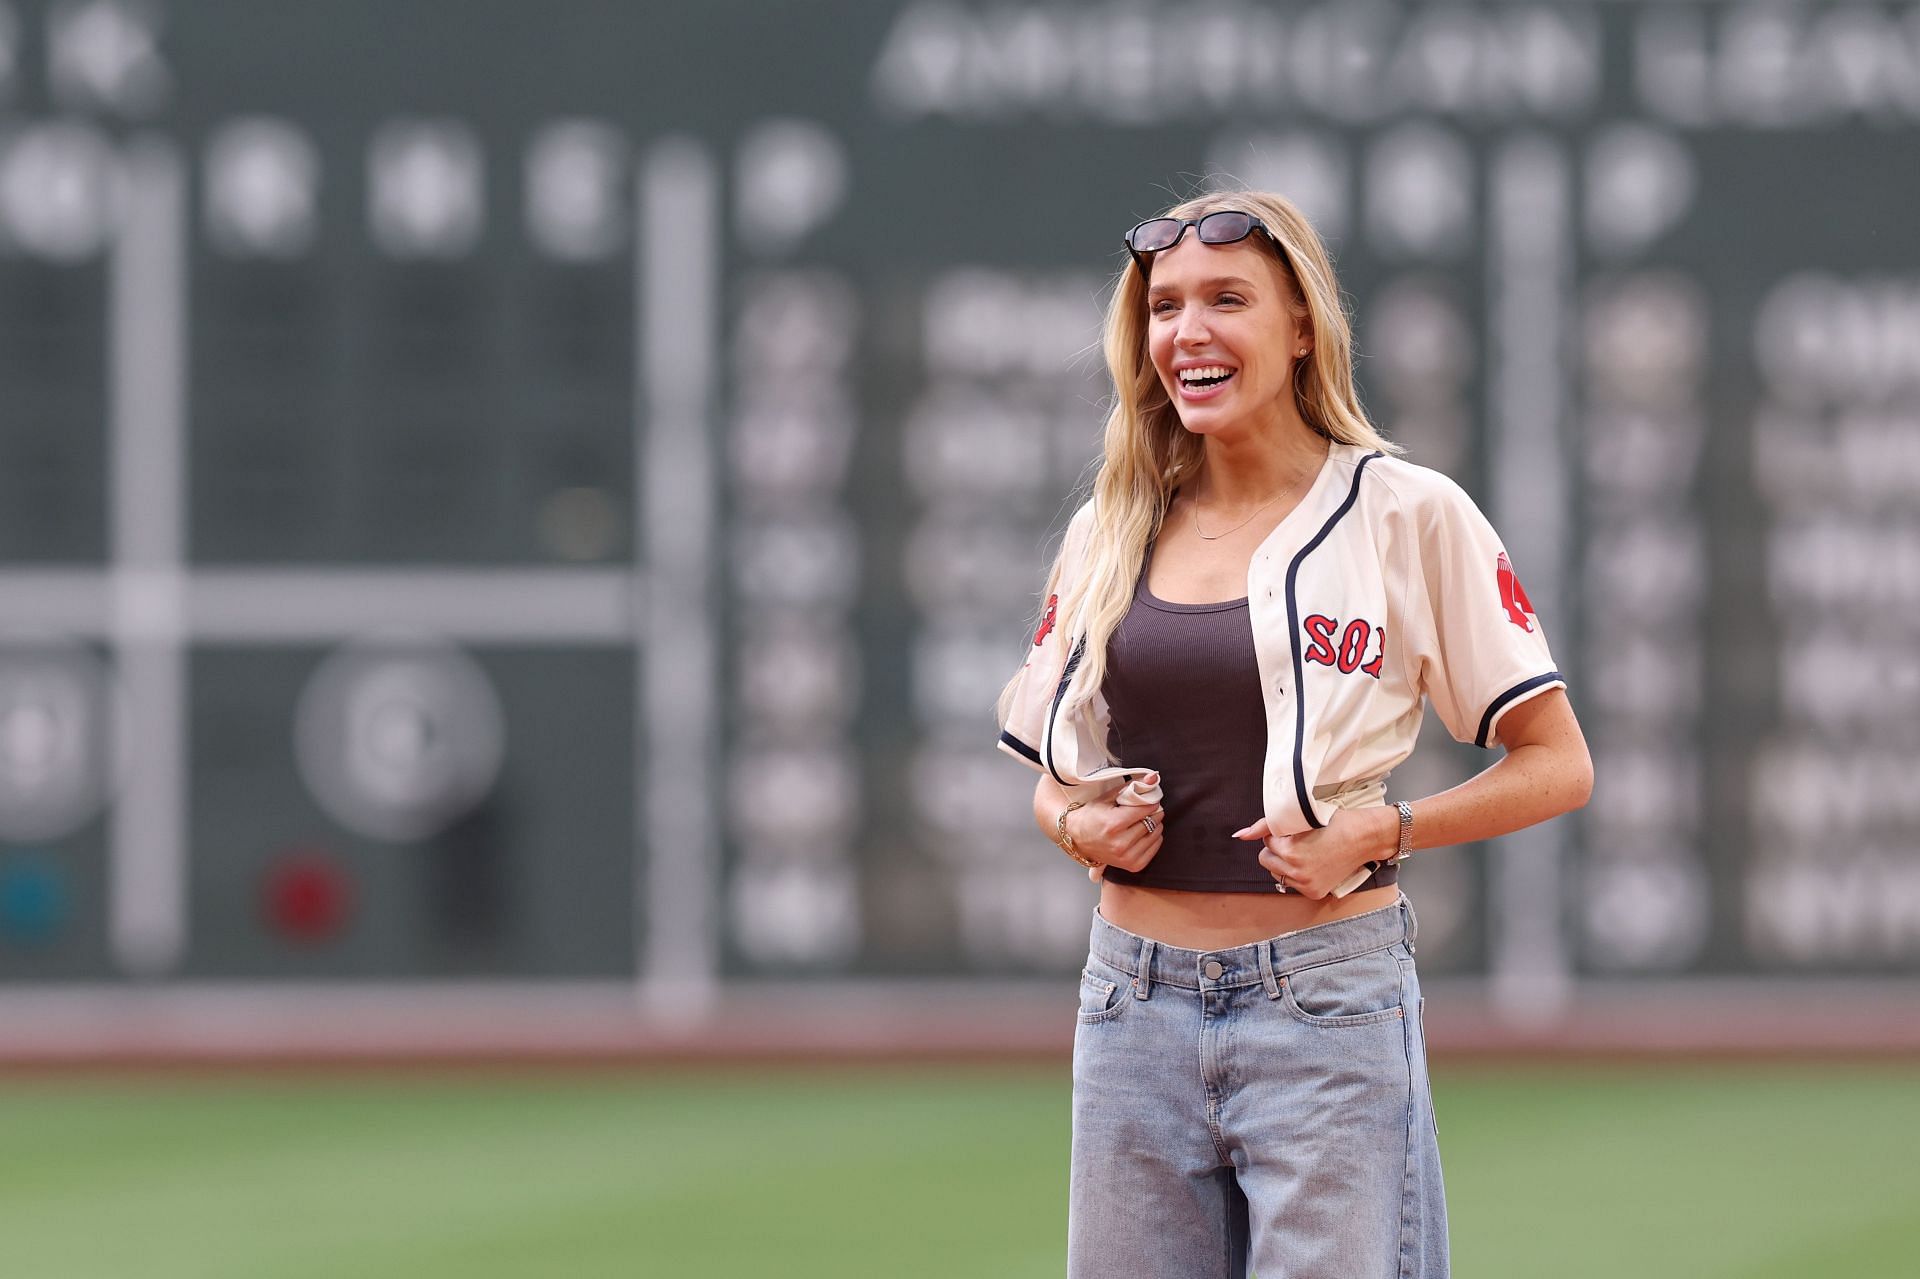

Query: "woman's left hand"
(1232, 808), (1395, 898)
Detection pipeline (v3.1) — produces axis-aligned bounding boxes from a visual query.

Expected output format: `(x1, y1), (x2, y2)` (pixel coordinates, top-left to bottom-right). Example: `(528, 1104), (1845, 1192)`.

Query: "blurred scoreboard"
(0, 0), (1916, 1002)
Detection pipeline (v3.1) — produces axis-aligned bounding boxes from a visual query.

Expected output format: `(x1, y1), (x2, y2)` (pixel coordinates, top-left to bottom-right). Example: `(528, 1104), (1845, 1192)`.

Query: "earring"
(1297, 348), (1308, 356)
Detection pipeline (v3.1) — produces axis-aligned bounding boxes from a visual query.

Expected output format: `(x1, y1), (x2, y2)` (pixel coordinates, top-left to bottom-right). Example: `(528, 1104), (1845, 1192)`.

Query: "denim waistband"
(1087, 890), (1415, 996)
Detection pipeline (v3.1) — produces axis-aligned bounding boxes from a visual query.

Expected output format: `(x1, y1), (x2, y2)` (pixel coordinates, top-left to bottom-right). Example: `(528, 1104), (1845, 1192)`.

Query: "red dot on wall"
(263, 851), (353, 944)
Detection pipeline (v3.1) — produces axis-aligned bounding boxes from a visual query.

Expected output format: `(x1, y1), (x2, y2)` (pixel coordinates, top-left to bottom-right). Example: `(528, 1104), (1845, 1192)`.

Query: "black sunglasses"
(1124, 210), (1279, 283)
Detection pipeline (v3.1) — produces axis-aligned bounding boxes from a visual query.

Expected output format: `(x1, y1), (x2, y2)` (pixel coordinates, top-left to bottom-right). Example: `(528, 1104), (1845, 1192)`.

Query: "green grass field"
(0, 1062), (1913, 1278)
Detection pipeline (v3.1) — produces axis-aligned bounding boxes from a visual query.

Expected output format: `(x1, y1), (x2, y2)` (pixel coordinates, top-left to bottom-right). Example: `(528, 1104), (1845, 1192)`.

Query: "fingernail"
(1230, 827), (1248, 838)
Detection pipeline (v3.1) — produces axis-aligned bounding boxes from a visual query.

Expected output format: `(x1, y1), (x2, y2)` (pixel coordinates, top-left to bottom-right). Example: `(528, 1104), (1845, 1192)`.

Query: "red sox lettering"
(1302, 613), (1386, 679)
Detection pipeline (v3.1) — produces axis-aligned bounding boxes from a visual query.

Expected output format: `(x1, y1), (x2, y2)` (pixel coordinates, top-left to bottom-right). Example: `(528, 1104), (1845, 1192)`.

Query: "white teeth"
(1179, 365), (1235, 385)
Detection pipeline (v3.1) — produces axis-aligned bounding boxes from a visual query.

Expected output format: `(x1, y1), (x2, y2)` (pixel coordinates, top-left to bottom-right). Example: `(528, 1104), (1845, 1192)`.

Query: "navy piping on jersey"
(999, 729), (1041, 766)
(1043, 635), (1088, 785)
(1285, 451), (1384, 830)
(1475, 671), (1566, 748)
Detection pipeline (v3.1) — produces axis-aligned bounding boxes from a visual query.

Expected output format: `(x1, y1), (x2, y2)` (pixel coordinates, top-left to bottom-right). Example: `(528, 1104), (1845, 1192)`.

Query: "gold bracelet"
(1055, 800), (1099, 868)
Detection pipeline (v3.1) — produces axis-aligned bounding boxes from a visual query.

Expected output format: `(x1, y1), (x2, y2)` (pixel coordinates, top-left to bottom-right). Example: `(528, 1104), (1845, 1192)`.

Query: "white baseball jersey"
(997, 440), (1566, 837)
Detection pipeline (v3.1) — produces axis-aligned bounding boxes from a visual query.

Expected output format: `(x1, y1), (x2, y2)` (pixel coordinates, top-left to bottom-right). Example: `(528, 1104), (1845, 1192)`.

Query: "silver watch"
(1394, 801), (1414, 862)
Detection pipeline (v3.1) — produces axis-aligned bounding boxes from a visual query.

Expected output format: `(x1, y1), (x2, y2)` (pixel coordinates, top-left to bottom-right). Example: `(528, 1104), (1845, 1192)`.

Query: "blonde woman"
(996, 191), (1593, 1278)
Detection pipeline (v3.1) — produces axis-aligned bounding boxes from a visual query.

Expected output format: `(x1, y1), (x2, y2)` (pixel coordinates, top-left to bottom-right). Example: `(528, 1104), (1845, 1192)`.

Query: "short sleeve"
(1404, 477), (1566, 748)
(995, 501), (1094, 774)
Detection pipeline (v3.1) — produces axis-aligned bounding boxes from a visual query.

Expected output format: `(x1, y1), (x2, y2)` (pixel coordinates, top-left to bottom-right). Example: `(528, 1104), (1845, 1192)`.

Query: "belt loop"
(1134, 938), (1156, 1000)
(1256, 941), (1281, 1000)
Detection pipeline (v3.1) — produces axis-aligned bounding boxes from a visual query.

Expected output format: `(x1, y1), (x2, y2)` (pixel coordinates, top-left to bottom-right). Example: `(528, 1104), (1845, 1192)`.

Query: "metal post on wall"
(1487, 133), (1574, 1027)
(637, 138), (722, 1024)
(107, 135), (190, 979)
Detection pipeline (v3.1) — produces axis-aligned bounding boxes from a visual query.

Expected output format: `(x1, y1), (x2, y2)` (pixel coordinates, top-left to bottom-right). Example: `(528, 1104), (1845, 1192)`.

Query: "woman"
(994, 191), (1593, 1279)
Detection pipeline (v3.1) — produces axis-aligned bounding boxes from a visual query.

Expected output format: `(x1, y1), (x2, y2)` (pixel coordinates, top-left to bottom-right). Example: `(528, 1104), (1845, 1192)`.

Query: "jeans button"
(1202, 959), (1224, 980)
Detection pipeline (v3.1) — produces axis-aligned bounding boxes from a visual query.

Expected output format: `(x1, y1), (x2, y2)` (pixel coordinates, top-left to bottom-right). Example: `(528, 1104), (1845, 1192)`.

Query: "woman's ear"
(1288, 294), (1314, 344)
(1281, 275), (1313, 354)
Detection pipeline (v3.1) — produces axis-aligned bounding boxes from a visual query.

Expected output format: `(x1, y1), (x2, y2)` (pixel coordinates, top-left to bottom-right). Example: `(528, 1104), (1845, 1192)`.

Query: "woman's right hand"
(1068, 776), (1166, 873)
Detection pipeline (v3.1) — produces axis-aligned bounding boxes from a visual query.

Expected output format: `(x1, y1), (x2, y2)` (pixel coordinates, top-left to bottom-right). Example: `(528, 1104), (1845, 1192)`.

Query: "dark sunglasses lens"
(1196, 211), (1255, 244)
(1128, 218), (1183, 252)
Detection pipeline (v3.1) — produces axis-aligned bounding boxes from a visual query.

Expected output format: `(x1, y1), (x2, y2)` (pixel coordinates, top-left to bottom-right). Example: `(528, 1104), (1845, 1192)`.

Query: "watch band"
(1056, 800), (1099, 868)
(1395, 800), (1414, 862)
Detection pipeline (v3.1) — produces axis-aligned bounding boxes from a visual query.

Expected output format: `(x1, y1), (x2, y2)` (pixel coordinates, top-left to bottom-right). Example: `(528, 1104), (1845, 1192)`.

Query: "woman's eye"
(1151, 300), (1176, 315)
(1217, 293), (1244, 306)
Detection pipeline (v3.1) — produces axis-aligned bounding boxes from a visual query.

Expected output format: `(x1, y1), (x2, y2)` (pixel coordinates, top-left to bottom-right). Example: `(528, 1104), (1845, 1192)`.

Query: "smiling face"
(1144, 234), (1312, 440)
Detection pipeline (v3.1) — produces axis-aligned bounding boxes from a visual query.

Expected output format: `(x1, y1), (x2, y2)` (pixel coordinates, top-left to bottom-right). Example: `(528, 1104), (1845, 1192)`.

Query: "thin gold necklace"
(1191, 448), (1327, 541)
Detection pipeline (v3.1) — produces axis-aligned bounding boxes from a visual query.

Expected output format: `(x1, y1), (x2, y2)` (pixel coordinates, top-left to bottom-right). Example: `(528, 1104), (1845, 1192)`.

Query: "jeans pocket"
(1076, 966), (1127, 1025)
(1279, 946), (1408, 1028)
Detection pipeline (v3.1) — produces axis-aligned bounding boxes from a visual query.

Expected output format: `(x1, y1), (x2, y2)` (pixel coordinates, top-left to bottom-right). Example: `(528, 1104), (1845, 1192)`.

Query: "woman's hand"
(1232, 807), (1396, 898)
(1066, 776), (1167, 873)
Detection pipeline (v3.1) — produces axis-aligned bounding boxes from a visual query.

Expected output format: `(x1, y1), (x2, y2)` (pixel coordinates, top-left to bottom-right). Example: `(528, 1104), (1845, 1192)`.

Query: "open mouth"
(1177, 365), (1237, 392)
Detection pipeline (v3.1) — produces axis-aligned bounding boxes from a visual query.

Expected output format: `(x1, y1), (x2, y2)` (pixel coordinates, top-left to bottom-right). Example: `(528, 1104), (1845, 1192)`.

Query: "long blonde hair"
(997, 189), (1399, 736)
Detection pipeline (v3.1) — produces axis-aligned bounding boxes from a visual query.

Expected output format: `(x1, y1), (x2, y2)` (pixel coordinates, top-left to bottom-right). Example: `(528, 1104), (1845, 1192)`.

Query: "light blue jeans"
(1068, 891), (1448, 1278)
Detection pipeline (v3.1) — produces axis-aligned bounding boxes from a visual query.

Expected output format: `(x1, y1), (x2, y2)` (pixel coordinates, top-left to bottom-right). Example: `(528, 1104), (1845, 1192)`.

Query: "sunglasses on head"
(1124, 210), (1279, 283)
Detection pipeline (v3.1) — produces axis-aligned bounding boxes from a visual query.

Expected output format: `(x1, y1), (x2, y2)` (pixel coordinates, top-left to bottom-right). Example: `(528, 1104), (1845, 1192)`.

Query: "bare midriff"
(1098, 879), (1400, 950)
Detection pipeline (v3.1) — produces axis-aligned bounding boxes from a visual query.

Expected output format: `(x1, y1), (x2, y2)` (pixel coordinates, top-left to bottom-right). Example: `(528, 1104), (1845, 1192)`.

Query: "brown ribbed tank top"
(1100, 539), (1397, 894)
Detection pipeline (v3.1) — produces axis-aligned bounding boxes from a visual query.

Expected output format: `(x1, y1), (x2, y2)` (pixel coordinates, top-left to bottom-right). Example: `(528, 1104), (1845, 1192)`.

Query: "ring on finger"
(1141, 815), (1157, 834)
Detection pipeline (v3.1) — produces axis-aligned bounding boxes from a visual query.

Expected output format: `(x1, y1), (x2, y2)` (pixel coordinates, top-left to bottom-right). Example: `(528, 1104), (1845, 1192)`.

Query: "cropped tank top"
(1099, 540), (1398, 894)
